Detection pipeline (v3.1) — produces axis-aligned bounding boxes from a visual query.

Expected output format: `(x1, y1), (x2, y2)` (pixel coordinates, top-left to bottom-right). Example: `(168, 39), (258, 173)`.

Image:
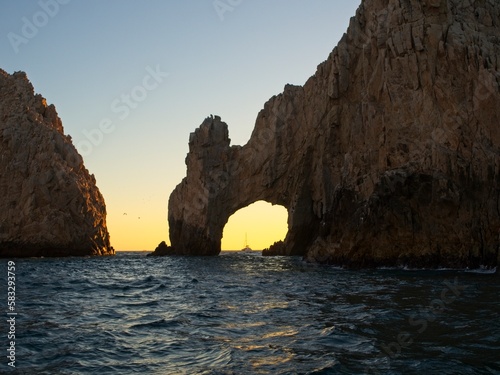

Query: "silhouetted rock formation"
(147, 241), (174, 256)
(0, 70), (114, 257)
(167, 0), (500, 268)
(262, 241), (286, 257)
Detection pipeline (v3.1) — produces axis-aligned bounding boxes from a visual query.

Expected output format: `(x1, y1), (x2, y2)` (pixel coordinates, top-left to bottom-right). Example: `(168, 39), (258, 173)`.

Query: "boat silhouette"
(241, 233), (252, 252)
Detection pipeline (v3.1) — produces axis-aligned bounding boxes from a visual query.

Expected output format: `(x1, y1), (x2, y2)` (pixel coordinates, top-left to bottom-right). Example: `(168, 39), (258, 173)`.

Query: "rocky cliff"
(167, 0), (499, 268)
(0, 69), (114, 257)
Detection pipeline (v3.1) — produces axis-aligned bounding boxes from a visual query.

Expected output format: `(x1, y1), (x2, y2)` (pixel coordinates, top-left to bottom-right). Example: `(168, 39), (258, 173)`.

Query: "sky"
(1, 0), (360, 251)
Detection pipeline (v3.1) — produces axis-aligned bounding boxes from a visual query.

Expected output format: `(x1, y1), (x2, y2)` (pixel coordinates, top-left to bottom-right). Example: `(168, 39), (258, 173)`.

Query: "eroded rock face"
(168, 0), (500, 268)
(0, 69), (114, 257)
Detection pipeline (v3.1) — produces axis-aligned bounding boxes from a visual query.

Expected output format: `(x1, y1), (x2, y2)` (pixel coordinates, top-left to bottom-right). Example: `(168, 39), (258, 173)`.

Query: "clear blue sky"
(1, 0), (360, 250)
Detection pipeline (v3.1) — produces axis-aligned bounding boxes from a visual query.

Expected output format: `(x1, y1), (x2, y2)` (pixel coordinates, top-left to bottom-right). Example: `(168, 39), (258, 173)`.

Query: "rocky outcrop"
(147, 241), (174, 256)
(168, 0), (500, 268)
(0, 69), (114, 257)
(262, 241), (286, 257)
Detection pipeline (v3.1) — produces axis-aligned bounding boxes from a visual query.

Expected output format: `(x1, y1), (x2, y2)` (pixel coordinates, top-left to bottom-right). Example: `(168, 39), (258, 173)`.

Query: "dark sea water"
(1, 251), (499, 374)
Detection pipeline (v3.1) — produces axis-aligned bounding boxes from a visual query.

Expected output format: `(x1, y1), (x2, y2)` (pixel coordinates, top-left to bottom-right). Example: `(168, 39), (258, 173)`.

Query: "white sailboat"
(241, 233), (252, 252)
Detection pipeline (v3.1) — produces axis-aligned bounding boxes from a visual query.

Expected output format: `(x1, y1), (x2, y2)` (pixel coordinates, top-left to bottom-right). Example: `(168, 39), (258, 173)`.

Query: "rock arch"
(167, 0), (500, 268)
(168, 104), (322, 256)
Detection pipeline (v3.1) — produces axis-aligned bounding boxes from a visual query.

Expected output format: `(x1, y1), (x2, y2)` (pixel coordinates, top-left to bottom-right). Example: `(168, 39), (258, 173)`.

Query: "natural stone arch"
(168, 103), (324, 257)
(167, 0), (500, 268)
(221, 200), (288, 250)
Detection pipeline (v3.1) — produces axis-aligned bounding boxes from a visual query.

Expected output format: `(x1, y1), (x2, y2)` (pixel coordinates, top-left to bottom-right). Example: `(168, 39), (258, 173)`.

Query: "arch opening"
(221, 201), (288, 251)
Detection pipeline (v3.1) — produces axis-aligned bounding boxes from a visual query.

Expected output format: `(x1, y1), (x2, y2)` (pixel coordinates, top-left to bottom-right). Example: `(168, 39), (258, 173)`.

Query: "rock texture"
(168, 0), (500, 268)
(0, 69), (114, 257)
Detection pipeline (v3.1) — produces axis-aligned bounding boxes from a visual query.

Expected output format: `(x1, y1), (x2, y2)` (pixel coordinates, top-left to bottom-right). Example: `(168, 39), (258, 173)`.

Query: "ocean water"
(2, 251), (499, 375)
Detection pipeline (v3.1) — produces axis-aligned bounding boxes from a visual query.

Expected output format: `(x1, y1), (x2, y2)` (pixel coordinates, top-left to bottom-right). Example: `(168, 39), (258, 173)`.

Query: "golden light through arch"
(221, 201), (288, 251)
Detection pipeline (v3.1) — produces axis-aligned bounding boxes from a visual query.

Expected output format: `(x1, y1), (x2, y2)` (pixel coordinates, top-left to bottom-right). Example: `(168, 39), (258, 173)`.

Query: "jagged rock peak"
(189, 115), (229, 146)
(167, 0), (500, 268)
(0, 69), (114, 257)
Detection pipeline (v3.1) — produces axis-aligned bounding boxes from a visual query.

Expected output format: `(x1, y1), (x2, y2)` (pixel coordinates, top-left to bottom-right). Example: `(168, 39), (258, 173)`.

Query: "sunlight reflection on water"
(10, 252), (500, 374)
